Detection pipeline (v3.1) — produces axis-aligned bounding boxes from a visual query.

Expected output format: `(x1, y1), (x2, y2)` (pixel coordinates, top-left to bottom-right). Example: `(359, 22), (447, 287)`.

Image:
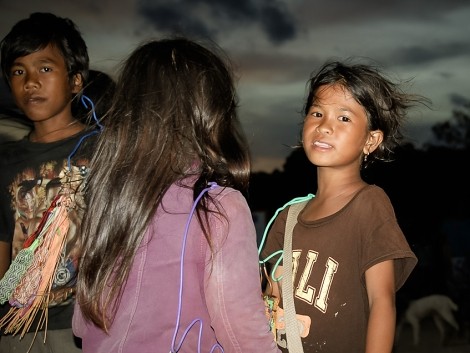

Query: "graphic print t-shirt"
(261, 185), (417, 353)
(0, 130), (97, 330)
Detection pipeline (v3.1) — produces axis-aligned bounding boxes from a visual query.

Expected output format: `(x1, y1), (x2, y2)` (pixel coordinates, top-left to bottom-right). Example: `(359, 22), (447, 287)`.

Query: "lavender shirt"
(73, 181), (280, 353)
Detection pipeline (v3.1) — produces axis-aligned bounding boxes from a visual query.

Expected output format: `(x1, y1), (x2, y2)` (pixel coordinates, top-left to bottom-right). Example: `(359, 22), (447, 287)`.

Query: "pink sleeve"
(204, 190), (281, 353)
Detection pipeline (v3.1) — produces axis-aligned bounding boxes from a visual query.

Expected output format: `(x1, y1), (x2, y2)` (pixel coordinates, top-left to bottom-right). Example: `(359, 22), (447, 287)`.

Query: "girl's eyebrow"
(312, 102), (352, 111)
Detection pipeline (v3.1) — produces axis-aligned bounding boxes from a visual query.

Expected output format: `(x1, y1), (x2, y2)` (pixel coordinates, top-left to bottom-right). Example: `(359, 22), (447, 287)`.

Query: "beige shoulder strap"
(282, 200), (308, 353)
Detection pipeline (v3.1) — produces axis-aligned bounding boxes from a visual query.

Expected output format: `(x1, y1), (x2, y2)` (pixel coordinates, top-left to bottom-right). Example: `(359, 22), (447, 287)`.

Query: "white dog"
(396, 294), (460, 346)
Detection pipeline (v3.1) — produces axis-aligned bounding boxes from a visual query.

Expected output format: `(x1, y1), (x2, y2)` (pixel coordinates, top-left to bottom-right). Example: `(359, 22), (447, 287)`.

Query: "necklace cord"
(170, 182), (224, 353)
(66, 95), (104, 170)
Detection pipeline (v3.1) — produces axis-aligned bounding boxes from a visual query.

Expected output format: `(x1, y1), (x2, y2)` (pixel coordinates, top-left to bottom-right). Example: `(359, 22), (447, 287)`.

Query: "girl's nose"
(316, 121), (332, 134)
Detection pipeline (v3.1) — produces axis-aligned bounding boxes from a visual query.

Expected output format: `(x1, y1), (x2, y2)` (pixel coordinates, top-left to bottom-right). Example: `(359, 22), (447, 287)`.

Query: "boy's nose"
(24, 73), (39, 90)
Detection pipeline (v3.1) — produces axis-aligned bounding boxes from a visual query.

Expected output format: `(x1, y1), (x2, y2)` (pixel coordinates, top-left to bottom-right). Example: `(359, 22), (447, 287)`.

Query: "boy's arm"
(364, 260), (396, 353)
(0, 241), (11, 279)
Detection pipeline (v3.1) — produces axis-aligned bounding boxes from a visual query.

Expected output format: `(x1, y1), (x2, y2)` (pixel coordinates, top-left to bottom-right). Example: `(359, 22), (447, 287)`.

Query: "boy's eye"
(40, 67), (52, 73)
(339, 116), (351, 122)
(11, 69), (23, 76)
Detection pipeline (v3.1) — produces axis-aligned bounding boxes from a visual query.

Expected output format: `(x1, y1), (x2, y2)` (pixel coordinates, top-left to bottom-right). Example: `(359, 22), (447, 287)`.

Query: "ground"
(394, 317), (470, 353)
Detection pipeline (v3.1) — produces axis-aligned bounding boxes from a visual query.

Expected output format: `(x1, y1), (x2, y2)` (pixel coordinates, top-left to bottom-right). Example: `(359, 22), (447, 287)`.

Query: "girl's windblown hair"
(303, 60), (431, 166)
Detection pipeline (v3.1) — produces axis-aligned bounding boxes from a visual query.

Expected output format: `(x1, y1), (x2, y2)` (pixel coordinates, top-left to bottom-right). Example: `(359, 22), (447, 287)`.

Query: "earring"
(364, 153), (369, 162)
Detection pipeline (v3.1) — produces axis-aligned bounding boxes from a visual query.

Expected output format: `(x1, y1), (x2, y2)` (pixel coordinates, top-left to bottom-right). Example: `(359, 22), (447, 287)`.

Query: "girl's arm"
(264, 265), (282, 299)
(365, 259), (396, 353)
(204, 191), (281, 353)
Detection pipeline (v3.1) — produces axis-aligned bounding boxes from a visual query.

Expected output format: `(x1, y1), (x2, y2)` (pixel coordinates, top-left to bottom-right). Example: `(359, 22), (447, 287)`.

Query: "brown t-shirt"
(261, 185), (417, 353)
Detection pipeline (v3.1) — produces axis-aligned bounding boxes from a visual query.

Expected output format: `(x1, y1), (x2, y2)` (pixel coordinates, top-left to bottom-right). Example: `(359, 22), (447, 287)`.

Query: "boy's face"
(8, 44), (82, 123)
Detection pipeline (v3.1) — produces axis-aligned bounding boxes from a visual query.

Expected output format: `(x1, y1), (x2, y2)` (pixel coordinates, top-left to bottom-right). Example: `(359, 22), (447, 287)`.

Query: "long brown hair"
(76, 37), (251, 330)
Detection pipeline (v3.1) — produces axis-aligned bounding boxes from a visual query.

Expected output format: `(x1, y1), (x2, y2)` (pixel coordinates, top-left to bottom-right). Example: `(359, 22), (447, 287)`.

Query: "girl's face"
(302, 83), (381, 169)
(8, 44), (82, 124)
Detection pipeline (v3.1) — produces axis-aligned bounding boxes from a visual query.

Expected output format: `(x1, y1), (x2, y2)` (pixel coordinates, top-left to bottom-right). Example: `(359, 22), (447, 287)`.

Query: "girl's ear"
(71, 73), (83, 94)
(363, 130), (383, 155)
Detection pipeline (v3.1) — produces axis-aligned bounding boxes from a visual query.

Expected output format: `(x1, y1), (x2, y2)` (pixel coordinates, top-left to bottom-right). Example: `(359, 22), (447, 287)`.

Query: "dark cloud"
(297, 0), (470, 26)
(449, 93), (470, 107)
(382, 41), (470, 67)
(137, 2), (212, 37)
(259, 2), (296, 44)
(137, 0), (296, 44)
(209, 0), (258, 21)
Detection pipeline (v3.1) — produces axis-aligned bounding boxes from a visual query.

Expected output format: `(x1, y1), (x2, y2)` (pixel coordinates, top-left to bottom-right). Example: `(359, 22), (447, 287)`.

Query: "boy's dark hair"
(0, 12), (89, 87)
(303, 60), (430, 166)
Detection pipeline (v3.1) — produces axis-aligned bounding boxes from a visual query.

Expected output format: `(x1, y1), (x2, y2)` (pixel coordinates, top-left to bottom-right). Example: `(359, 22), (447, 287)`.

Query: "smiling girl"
(262, 60), (430, 353)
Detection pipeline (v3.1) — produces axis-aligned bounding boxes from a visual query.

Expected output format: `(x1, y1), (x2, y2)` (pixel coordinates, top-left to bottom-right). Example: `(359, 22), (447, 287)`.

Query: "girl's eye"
(309, 111), (322, 118)
(339, 115), (351, 122)
(40, 67), (52, 73)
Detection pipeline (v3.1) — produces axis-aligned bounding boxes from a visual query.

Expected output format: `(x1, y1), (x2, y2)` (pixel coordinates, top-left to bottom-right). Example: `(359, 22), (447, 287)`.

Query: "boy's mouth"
(24, 95), (46, 105)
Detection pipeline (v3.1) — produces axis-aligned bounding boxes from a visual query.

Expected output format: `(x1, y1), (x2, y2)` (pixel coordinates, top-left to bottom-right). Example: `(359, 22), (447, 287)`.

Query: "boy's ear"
(363, 130), (383, 155)
(71, 74), (83, 94)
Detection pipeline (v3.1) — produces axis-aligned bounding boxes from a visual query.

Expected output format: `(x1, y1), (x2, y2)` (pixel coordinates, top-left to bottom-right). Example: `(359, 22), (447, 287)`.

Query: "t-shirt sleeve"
(360, 187), (418, 291)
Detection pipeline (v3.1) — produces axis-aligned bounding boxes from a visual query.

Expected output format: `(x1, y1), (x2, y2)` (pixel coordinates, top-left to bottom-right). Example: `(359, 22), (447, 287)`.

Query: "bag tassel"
(0, 193), (70, 339)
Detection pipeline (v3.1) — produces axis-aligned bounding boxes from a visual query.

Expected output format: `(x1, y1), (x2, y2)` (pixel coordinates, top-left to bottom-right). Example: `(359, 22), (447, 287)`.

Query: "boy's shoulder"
(0, 138), (28, 163)
(0, 113), (32, 143)
(0, 128), (98, 167)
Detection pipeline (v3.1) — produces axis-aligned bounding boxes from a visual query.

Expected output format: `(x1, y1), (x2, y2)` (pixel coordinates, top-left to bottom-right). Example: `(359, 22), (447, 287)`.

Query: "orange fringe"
(0, 195), (70, 340)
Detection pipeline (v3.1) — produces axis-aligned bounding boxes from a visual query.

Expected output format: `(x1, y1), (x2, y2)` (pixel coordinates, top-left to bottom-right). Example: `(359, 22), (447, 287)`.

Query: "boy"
(0, 12), (98, 352)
